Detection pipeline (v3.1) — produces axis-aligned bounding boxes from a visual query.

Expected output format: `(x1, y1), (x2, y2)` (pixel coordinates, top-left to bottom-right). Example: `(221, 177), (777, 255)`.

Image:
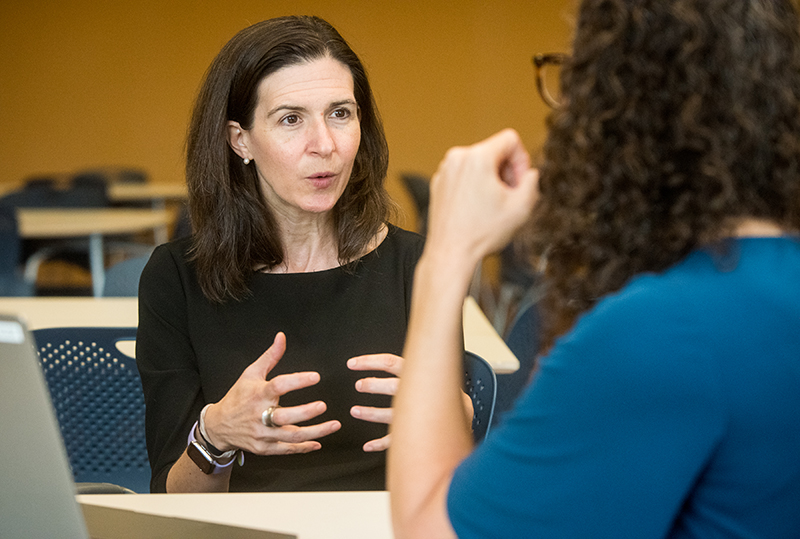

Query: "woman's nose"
(308, 120), (335, 156)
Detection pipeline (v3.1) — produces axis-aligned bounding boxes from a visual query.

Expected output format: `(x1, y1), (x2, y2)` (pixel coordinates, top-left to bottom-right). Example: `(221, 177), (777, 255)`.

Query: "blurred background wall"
(0, 0), (576, 229)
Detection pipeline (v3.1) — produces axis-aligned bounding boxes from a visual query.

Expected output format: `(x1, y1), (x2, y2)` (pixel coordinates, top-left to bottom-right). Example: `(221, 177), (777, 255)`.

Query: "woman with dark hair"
(136, 16), (424, 493)
(389, 1), (800, 537)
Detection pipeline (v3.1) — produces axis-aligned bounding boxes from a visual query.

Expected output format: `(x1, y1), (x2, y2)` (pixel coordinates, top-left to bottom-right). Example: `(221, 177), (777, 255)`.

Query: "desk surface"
(0, 297), (138, 329)
(107, 182), (187, 202)
(78, 491), (393, 539)
(1, 180), (186, 201)
(17, 208), (172, 238)
(0, 296), (518, 372)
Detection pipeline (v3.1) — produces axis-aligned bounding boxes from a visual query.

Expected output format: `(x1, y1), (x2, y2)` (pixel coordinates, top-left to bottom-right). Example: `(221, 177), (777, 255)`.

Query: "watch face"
(187, 441), (215, 475)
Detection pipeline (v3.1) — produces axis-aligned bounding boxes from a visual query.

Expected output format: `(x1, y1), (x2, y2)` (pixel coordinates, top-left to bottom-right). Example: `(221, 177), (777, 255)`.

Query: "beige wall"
(0, 0), (575, 229)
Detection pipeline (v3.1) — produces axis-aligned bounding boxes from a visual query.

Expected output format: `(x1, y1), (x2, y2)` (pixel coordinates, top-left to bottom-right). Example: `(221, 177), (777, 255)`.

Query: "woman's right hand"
(202, 332), (341, 455)
(426, 128), (539, 267)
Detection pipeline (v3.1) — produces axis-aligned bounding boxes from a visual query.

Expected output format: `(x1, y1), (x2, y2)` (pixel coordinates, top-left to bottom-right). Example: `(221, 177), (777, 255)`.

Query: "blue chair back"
(31, 327), (150, 493)
(493, 302), (541, 427)
(464, 351), (496, 442)
(102, 254), (151, 296)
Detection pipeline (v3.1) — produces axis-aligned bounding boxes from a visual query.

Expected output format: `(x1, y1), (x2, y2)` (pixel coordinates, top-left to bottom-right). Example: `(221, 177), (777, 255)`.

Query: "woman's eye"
(281, 114), (300, 125)
(331, 108), (351, 119)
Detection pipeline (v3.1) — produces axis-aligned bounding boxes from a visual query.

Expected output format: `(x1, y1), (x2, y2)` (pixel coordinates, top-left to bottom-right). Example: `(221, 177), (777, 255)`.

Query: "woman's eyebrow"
(266, 104), (307, 118)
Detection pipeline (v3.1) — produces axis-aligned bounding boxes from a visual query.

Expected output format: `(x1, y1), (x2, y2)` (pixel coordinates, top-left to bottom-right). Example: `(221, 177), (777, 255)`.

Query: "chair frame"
(464, 351), (497, 442)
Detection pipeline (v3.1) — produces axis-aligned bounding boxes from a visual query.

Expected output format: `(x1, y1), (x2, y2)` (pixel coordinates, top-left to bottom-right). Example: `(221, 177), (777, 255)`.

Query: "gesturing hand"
(348, 353), (474, 452)
(347, 353), (402, 452)
(426, 128), (539, 265)
(203, 332), (341, 456)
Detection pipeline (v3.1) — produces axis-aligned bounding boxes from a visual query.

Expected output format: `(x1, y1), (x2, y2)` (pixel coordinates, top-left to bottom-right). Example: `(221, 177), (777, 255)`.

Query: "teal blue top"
(448, 237), (800, 538)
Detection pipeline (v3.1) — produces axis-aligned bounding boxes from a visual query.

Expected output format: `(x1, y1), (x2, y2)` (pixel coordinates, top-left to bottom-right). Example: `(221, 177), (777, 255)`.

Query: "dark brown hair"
(528, 0), (800, 350)
(186, 16), (391, 302)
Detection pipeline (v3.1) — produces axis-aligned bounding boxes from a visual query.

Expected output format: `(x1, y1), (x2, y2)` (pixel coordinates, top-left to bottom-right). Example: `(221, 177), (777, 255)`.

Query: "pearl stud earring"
(243, 158), (251, 165)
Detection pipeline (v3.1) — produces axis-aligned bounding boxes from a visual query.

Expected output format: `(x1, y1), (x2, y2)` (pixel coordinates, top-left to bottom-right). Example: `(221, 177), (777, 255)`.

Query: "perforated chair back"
(463, 351), (496, 443)
(493, 302), (541, 427)
(31, 327), (150, 493)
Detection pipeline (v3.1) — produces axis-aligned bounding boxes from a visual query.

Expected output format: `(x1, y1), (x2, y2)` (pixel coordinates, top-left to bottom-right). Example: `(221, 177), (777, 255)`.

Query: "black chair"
(399, 172), (430, 235)
(114, 167), (148, 184)
(0, 202), (34, 296)
(493, 243), (540, 334)
(31, 327), (151, 493)
(492, 301), (541, 427)
(65, 172), (110, 207)
(464, 351), (497, 442)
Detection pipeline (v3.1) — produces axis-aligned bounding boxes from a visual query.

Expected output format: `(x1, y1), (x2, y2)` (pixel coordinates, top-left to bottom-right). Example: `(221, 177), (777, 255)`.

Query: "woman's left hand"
(348, 354), (474, 452)
(347, 353), (402, 452)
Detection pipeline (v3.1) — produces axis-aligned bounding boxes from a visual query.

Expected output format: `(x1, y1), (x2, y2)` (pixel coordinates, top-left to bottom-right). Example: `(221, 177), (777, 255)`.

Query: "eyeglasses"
(533, 53), (569, 109)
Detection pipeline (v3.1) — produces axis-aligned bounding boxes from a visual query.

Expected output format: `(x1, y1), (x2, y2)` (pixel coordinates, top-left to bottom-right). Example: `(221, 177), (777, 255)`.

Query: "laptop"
(0, 313), (295, 539)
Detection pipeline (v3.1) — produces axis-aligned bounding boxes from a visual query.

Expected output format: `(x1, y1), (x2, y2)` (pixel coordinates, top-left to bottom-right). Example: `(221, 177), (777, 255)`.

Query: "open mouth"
(307, 172), (337, 188)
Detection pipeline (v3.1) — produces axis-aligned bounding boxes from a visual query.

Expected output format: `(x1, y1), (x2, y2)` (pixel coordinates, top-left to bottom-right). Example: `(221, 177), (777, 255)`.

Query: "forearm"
(165, 449), (232, 493)
(389, 129), (538, 538)
(389, 246), (479, 538)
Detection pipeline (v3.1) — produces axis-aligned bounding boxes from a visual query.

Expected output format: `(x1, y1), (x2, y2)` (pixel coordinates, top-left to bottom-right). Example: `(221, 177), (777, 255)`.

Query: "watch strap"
(186, 420), (243, 475)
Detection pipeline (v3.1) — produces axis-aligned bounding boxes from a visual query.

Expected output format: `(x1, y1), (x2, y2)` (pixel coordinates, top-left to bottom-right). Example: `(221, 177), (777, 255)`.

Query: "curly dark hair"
(528, 0), (800, 351)
(186, 16), (391, 303)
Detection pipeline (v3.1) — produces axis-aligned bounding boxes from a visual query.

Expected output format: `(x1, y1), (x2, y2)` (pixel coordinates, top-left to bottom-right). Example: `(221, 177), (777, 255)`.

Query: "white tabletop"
(462, 296), (519, 373)
(16, 207), (171, 238)
(0, 297), (138, 329)
(78, 491), (393, 539)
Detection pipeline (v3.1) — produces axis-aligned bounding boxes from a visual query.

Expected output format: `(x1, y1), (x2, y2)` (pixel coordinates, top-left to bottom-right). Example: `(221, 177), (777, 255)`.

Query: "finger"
(354, 376), (399, 396)
(506, 167), (540, 225)
(351, 405), (393, 425)
(266, 370), (321, 397)
(362, 434), (390, 453)
(256, 420), (341, 447)
(347, 353), (403, 375)
(244, 332), (287, 380)
(267, 400), (329, 426)
(484, 128), (531, 187)
(253, 440), (323, 456)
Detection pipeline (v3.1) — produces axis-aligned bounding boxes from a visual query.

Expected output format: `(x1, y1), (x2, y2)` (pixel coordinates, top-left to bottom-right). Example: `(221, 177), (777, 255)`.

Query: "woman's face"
(230, 56), (361, 221)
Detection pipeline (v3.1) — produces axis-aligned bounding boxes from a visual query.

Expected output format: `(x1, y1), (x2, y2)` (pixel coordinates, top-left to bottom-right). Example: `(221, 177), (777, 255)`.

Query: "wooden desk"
(107, 183), (186, 244)
(78, 491), (392, 539)
(0, 297), (137, 329)
(463, 296), (518, 373)
(2, 181), (187, 205)
(107, 182), (187, 205)
(16, 208), (171, 297)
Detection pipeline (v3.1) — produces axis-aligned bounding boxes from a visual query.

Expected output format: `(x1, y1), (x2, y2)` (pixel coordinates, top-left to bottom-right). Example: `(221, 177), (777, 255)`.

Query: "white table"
(107, 182), (187, 243)
(0, 297), (138, 329)
(16, 208), (171, 297)
(78, 491), (393, 539)
(462, 296), (519, 373)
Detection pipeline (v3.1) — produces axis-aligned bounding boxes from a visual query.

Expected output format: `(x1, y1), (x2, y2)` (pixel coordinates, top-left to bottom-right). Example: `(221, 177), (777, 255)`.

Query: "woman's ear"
(226, 120), (252, 161)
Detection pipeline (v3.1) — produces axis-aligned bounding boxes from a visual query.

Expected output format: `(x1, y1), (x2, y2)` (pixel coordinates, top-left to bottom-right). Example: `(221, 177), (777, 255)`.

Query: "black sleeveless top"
(136, 224), (424, 492)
